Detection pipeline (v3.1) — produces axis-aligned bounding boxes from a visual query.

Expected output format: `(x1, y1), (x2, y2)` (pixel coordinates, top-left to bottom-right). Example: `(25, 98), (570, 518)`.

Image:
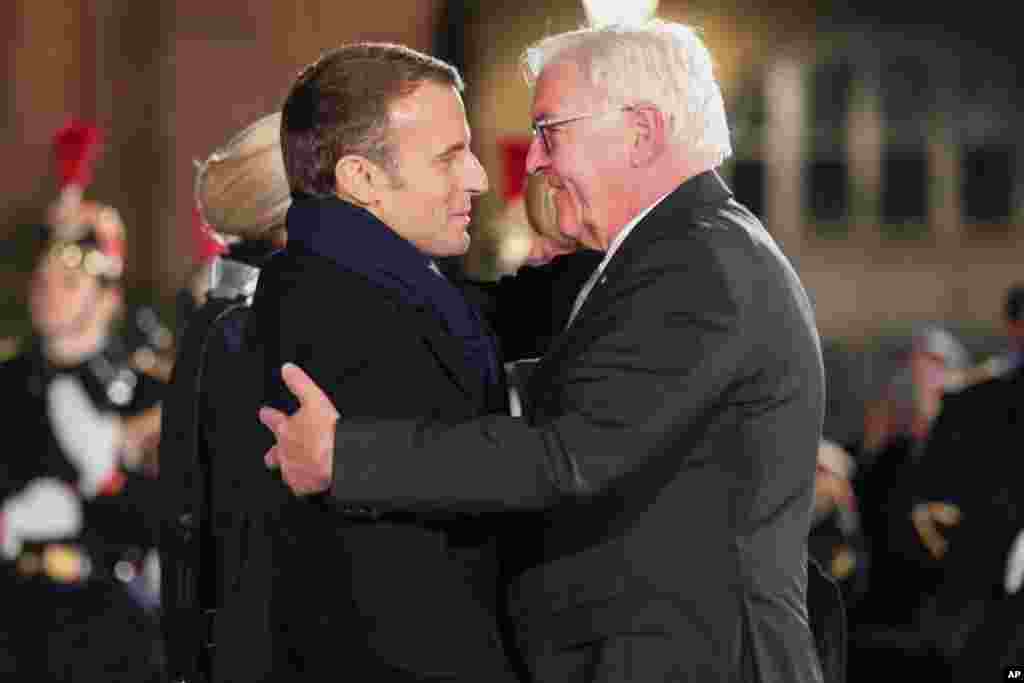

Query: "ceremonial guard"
(0, 121), (167, 680)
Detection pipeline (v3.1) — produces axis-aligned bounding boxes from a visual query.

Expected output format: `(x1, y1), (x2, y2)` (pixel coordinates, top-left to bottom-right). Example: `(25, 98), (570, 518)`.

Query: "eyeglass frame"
(530, 105), (634, 156)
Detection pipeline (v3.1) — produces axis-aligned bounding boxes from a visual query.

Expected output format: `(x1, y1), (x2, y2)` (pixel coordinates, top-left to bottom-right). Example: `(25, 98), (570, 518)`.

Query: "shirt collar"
(595, 188), (673, 274)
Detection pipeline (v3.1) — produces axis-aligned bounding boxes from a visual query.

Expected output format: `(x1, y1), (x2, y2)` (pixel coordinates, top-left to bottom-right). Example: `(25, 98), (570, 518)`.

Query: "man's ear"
(334, 155), (385, 206)
(627, 103), (667, 168)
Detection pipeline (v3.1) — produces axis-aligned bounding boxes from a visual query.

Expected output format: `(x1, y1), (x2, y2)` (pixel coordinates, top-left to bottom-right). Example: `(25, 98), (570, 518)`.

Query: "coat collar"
(284, 195), (500, 403)
(557, 169), (733, 336)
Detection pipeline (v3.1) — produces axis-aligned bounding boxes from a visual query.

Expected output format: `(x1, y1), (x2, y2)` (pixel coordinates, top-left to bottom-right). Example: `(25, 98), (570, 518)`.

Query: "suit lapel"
(541, 170), (734, 364)
(402, 302), (483, 403)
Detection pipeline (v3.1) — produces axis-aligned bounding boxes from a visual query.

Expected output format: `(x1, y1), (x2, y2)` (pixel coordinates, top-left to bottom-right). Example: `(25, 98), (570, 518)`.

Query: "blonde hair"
(194, 112), (291, 240)
(521, 20), (732, 168)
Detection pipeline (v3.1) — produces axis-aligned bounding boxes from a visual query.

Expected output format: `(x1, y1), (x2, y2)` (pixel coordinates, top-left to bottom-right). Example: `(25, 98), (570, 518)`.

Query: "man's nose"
(464, 152), (489, 195)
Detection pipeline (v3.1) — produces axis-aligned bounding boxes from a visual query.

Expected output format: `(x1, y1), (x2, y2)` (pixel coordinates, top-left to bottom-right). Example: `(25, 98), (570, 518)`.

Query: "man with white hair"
(260, 21), (826, 682)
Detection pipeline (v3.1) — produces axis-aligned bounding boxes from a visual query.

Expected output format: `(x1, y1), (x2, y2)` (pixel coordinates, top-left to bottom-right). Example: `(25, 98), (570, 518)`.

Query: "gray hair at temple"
(520, 20), (732, 169)
(194, 111), (290, 242)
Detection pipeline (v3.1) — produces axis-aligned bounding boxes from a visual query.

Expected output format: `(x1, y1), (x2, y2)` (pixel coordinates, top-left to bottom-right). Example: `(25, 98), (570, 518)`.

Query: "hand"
(47, 375), (120, 497)
(1, 478), (83, 559)
(258, 363), (339, 496)
(911, 501), (962, 560)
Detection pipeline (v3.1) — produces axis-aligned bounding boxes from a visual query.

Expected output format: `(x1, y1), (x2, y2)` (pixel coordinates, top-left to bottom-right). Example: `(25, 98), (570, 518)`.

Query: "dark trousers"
(528, 634), (695, 683)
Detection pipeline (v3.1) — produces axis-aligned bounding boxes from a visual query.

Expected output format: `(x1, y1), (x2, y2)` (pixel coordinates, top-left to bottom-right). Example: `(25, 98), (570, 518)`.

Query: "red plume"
(499, 137), (532, 202)
(53, 118), (105, 191)
(191, 206), (228, 264)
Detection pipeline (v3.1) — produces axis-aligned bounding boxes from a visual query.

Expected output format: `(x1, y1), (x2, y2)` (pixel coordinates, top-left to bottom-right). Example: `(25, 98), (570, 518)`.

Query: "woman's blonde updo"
(194, 112), (290, 244)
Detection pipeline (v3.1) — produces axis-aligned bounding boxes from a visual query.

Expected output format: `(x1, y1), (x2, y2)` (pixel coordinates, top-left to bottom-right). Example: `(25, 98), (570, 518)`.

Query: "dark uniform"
(0, 338), (167, 681)
(912, 362), (1024, 676)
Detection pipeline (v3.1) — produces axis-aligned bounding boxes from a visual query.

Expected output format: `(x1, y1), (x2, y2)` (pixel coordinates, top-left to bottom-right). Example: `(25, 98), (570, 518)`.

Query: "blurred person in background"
(958, 282), (1024, 386)
(908, 285), (1024, 566)
(260, 21), (831, 683)
(0, 193), (168, 681)
(159, 111), (289, 683)
(886, 282), (1024, 677)
(847, 326), (970, 680)
(810, 439), (868, 614)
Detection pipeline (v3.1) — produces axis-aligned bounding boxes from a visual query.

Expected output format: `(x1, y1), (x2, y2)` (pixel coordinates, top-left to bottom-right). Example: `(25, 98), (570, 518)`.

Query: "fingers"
(911, 504), (949, 561)
(264, 445), (279, 469)
(281, 362), (340, 420)
(258, 406), (287, 435)
(929, 502), (962, 527)
(280, 362), (321, 407)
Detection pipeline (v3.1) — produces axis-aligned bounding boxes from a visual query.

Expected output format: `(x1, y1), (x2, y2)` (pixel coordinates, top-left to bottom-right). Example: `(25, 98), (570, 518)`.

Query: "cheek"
(552, 189), (582, 236)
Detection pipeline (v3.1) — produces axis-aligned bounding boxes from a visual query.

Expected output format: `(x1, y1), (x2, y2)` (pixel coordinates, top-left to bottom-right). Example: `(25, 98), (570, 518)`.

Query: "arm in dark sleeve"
(329, 235), (748, 513)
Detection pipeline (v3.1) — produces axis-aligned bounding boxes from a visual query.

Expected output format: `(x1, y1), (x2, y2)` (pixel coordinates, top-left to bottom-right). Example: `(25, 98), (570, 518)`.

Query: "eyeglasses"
(531, 105), (633, 156)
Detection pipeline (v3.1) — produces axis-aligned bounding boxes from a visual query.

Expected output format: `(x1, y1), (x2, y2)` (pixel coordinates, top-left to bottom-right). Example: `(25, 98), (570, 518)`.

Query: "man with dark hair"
(245, 43), (529, 681)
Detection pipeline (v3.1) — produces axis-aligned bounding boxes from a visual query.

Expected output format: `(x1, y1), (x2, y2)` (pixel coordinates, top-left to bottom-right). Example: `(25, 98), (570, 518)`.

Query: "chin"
(431, 235), (471, 258)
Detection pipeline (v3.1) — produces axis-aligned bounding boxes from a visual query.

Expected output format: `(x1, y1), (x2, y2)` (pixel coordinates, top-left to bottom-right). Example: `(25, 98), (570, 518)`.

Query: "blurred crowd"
(810, 284), (1024, 680)
(1, 115), (1021, 681)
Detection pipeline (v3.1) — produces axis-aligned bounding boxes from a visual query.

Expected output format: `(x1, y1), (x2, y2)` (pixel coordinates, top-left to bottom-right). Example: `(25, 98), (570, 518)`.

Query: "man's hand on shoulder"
(259, 362), (339, 496)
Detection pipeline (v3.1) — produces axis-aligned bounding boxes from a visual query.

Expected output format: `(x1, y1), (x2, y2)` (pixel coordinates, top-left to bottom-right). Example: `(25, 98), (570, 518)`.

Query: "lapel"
(538, 170), (734, 371)
(400, 300), (485, 405)
(278, 244), (496, 408)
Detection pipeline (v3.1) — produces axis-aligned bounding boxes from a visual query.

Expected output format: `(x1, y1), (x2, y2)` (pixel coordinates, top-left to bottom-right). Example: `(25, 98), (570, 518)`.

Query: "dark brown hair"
(281, 43), (464, 197)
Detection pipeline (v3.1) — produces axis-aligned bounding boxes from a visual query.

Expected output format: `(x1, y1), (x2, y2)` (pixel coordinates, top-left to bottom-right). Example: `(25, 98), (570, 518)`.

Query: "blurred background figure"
(159, 111), (288, 683)
(882, 281), (1024, 678)
(0, 120), (167, 681)
(846, 325), (970, 681)
(858, 326), (969, 464)
(810, 439), (868, 613)
(960, 282), (1024, 385)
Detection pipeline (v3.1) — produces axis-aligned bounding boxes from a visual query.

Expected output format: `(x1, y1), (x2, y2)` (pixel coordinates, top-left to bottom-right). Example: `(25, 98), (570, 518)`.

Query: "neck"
(632, 150), (709, 211)
(603, 156), (709, 248)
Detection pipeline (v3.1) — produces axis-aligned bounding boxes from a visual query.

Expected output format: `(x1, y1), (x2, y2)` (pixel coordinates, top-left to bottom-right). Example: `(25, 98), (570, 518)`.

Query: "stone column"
(763, 56), (806, 257)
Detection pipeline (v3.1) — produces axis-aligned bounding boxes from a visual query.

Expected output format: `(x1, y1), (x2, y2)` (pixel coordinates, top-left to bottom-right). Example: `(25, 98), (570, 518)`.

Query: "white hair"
(194, 112), (291, 239)
(521, 20), (732, 168)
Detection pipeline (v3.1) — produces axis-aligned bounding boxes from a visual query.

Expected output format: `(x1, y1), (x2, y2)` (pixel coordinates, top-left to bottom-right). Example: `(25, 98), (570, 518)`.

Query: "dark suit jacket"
(159, 293), (250, 683)
(244, 243), (520, 682)
(328, 171), (827, 682)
